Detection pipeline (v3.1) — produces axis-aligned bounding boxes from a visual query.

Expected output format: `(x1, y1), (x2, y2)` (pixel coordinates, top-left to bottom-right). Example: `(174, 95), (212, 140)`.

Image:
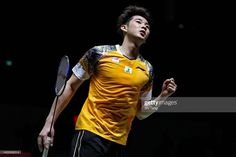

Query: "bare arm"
(136, 78), (177, 120)
(46, 74), (83, 124)
(37, 74), (83, 151)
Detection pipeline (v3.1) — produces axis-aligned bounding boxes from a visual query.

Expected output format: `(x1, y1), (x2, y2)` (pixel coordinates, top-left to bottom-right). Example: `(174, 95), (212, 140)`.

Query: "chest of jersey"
(93, 51), (149, 90)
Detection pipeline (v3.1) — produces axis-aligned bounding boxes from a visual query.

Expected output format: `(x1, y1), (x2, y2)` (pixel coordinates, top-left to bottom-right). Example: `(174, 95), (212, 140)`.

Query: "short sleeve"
(72, 46), (103, 80)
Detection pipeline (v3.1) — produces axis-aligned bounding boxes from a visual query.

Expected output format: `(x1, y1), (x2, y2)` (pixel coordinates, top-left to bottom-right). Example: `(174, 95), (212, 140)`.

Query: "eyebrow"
(134, 18), (149, 26)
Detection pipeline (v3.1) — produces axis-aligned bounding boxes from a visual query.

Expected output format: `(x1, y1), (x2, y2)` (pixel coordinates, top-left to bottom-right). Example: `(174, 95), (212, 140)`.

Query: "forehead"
(130, 15), (149, 24)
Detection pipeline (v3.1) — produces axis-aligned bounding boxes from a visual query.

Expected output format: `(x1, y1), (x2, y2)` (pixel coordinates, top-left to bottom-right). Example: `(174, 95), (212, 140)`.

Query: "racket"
(42, 55), (70, 157)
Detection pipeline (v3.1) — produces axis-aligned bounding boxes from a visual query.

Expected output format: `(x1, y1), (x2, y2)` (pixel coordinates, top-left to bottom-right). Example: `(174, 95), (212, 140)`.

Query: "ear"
(120, 24), (128, 33)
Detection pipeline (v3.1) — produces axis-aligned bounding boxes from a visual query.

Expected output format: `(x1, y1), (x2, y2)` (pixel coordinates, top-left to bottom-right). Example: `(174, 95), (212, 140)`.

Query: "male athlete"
(38, 5), (177, 157)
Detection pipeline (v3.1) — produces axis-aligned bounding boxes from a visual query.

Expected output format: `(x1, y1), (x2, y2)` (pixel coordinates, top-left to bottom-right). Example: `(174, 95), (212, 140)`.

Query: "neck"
(120, 37), (140, 59)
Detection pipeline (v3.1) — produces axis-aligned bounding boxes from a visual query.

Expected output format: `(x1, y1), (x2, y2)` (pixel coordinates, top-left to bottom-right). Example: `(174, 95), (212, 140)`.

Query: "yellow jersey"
(72, 44), (154, 145)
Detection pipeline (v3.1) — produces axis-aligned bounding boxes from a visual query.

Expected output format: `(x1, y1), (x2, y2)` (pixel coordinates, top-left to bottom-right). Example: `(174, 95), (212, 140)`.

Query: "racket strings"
(55, 56), (69, 96)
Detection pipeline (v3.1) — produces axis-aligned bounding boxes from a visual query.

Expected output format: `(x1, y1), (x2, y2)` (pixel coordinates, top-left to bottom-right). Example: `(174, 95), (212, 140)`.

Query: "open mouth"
(139, 30), (146, 37)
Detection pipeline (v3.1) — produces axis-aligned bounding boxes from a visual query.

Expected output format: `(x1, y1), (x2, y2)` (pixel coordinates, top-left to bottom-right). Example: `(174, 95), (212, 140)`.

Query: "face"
(121, 15), (150, 44)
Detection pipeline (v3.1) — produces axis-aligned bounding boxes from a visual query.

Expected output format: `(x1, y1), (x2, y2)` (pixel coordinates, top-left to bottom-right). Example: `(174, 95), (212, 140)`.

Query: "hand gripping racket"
(42, 55), (70, 157)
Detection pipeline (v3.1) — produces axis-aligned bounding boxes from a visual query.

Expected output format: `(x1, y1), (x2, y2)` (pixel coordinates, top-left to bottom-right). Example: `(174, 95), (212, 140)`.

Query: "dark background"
(1, 0), (236, 157)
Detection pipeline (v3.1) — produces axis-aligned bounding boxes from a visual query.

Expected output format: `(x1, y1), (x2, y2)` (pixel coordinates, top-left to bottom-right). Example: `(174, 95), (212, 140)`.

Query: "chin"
(137, 37), (146, 43)
(132, 35), (146, 45)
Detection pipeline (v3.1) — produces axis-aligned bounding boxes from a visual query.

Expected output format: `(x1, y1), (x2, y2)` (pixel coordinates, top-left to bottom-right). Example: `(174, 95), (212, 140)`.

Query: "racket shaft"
(42, 148), (49, 157)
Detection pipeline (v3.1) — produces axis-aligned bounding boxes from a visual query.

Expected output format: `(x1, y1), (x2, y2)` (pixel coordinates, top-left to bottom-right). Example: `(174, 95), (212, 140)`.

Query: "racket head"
(55, 55), (70, 96)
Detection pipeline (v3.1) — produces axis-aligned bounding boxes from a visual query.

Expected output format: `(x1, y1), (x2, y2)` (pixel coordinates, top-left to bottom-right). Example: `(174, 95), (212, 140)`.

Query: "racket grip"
(42, 147), (49, 157)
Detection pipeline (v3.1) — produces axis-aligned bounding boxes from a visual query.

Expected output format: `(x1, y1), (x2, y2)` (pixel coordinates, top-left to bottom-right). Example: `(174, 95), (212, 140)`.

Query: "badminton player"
(37, 5), (177, 157)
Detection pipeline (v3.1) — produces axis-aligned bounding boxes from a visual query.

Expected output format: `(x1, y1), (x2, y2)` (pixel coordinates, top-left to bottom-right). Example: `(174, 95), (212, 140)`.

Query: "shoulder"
(138, 55), (154, 73)
(82, 45), (117, 61)
(91, 45), (117, 53)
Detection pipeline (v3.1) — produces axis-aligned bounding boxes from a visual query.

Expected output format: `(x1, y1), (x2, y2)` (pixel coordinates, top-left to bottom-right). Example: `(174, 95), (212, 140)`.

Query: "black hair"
(117, 5), (152, 37)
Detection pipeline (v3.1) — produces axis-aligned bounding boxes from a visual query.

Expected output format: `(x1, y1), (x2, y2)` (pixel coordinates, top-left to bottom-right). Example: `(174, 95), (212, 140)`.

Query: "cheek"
(128, 26), (137, 34)
(146, 31), (150, 37)
(129, 23), (139, 30)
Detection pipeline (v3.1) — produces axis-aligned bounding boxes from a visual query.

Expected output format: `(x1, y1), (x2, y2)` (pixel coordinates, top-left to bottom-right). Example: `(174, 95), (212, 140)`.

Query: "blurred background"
(1, 0), (236, 157)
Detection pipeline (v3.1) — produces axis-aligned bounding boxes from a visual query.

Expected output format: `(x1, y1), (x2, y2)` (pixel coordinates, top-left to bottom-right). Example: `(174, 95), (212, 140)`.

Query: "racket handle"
(42, 147), (49, 157)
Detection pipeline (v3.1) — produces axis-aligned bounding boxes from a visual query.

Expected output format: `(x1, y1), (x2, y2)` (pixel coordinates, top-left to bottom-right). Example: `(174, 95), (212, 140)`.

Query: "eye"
(136, 20), (142, 24)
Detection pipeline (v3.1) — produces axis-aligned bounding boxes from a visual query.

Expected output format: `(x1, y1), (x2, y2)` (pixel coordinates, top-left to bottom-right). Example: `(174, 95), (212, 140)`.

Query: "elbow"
(136, 112), (149, 120)
(136, 115), (145, 120)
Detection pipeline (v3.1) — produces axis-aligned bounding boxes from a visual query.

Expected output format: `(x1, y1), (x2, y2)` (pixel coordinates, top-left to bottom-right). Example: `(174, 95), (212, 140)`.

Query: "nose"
(141, 24), (149, 31)
(141, 25), (147, 31)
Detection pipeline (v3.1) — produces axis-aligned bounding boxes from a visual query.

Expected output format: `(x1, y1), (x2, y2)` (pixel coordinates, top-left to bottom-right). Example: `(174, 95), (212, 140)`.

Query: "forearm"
(45, 82), (79, 125)
(136, 94), (168, 120)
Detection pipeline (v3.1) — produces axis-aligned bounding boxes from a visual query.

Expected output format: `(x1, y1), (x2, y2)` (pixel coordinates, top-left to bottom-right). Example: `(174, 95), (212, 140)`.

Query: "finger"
(169, 81), (177, 87)
(168, 78), (175, 83)
(170, 78), (176, 84)
(167, 85), (177, 92)
(168, 82), (177, 88)
(167, 78), (176, 84)
(164, 79), (172, 85)
(43, 136), (50, 149)
(37, 136), (43, 152)
(47, 136), (53, 147)
(50, 136), (54, 147)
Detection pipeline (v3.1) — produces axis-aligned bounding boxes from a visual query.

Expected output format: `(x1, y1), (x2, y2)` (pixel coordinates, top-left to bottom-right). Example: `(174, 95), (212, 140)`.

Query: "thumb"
(37, 135), (43, 152)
